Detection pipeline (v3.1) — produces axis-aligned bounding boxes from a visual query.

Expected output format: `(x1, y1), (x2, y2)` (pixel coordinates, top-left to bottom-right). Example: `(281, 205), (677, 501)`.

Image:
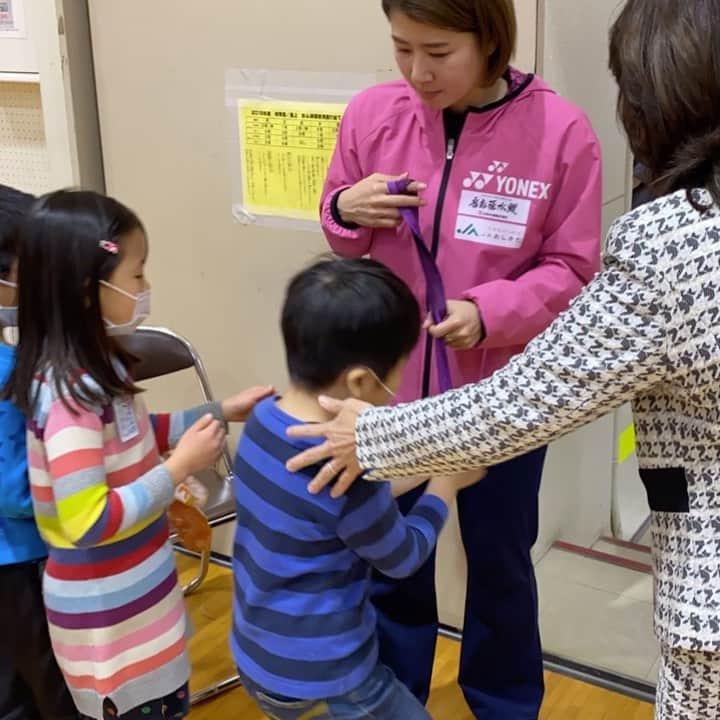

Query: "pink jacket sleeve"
(463, 119), (602, 349)
(320, 102), (375, 257)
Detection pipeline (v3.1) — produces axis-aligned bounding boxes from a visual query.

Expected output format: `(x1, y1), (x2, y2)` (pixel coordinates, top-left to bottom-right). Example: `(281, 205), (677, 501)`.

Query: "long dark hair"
(609, 0), (720, 208)
(3, 190), (144, 415)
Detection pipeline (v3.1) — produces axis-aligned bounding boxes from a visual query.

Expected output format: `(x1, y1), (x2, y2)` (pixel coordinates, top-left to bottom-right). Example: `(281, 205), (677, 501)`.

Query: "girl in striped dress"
(3, 190), (272, 720)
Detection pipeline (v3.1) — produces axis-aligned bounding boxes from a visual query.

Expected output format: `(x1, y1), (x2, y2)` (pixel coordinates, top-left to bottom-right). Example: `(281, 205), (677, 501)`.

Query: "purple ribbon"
(387, 178), (452, 393)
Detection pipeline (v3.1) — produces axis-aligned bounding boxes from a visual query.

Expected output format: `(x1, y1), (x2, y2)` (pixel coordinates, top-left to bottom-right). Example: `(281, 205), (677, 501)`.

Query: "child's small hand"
(426, 468), (487, 506)
(175, 475), (209, 509)
(165, 414), (226, 482)
(389, 475), (430, 498)
(446, 468), (487, 490)
(222, 385), (275, 422)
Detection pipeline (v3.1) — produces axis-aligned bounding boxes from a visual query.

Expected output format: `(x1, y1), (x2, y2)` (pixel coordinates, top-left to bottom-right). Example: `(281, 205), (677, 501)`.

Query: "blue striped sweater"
(231, 397), (448, 699)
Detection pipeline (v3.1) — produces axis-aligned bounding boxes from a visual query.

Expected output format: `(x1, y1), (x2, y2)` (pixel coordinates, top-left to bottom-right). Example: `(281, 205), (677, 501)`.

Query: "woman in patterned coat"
(286, 1), (720, 717)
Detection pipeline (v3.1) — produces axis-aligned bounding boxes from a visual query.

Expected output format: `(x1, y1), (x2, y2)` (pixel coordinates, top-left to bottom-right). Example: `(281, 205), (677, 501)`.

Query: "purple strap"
(387, 178), (452, 393)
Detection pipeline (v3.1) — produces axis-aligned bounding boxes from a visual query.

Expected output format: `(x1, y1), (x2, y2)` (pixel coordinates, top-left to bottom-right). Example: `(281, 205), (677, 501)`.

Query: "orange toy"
(168, 499), (211, 553)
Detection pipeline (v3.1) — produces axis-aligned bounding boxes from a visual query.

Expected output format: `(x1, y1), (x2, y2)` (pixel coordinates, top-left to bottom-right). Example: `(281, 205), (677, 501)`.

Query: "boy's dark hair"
(0, 184), (34, 280)
(282, 257), (421, 391)
(381, 0), (516, 86)
(609, 0), (720, 208)
(4, 189), (144, 415)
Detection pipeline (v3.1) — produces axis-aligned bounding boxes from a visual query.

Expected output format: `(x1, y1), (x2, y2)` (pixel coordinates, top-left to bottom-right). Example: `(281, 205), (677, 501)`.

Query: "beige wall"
(87, 0), (537, 408)
(89, 1), (391, 413)
(88, 0), (540, 558)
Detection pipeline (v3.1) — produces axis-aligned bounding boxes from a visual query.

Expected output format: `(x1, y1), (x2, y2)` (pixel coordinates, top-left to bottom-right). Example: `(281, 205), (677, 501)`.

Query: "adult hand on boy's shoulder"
(286, 396), (369, 497)
(221, 385), (275, 422)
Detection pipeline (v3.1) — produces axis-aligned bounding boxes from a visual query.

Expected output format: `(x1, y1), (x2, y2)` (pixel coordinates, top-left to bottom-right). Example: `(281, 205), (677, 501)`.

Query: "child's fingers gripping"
(453, 468), (487, 490)
(212, 422), (227, 451)
(196, 418), (217, 437)
(190, 413), (216, 433)
(247, 384), (275, 400)
(204, 419), (225, 446)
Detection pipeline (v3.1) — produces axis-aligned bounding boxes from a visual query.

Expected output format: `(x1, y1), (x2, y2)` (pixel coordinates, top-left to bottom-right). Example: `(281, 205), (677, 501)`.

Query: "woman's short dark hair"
(0, 184), (34, 279)
(4, 189), (145, 415)
(282, 256), (420, 391)
(609, 0), (720, 207)
(381, 0), (516, 85)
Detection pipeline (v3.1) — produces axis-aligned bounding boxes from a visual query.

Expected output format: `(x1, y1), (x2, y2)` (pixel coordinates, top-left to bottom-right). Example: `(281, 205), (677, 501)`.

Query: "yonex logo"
(463, 161), (510, 191)
(462, 160), (552, 201)
(488, 161), (509, 173)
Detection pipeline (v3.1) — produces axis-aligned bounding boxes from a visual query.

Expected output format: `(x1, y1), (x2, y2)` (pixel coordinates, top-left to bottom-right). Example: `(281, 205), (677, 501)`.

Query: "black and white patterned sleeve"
(357, 236), (676, 478)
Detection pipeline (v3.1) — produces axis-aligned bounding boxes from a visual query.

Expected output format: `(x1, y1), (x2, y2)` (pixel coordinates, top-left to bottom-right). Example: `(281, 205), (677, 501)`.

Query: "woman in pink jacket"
(320, 2), (602, 718)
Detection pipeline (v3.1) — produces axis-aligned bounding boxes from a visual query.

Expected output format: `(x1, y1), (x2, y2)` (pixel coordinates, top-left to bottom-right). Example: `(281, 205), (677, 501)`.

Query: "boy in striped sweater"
(232, 257), (482, 719)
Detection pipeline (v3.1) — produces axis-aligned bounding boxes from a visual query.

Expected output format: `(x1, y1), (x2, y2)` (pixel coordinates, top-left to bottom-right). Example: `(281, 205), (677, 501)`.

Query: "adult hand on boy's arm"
(221, 385), (275, 422)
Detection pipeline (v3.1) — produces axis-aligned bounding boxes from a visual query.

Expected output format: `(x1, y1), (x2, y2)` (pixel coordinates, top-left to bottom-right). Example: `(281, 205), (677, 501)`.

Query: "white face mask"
(100, 280), (151, 336)
(0, 278), (18, 327)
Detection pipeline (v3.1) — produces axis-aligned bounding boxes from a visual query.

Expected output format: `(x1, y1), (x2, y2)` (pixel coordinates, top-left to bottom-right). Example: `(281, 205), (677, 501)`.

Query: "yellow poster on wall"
(238, 99), (346, 221)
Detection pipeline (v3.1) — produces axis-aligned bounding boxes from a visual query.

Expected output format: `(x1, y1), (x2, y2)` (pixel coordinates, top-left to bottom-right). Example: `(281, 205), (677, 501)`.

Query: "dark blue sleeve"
(0, 407), (32, 519)
(336, 479), (448, 579)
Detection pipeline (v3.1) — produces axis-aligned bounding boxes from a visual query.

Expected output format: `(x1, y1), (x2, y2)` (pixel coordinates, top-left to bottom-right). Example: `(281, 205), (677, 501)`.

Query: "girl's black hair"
(3, 189), (145, 415)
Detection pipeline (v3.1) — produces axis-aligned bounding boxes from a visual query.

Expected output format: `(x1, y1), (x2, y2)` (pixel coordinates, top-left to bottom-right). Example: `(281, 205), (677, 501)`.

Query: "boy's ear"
(344, 367), (375, 400)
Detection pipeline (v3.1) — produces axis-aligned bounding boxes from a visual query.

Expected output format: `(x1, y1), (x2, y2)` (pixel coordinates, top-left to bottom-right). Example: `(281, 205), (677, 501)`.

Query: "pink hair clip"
(99, 240), (119, 255)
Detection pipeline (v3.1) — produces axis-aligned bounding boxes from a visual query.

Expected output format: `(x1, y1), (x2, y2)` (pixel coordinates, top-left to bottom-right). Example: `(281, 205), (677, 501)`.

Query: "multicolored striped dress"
(26, 368), (220, 719)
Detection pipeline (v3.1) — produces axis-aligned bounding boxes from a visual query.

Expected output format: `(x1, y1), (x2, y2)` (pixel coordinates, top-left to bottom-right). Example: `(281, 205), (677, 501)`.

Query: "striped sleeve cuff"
(141, 463), (177, 510)
(409, 494), (449, 536)
(169, 401), (226, 446)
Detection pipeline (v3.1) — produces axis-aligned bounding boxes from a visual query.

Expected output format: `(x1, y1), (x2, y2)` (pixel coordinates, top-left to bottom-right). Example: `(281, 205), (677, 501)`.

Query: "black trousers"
(372, 447), (548, 719)
(0, 560), (78, 720)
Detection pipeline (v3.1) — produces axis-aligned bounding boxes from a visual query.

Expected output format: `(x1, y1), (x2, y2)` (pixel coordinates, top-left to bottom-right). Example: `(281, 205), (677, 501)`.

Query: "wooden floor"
(178, 558), (655, 719)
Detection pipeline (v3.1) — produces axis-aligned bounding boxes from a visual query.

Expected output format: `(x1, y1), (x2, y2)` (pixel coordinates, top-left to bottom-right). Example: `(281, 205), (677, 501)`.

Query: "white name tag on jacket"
(114, 397), (140, 442)
(454, 190), (529, 249)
